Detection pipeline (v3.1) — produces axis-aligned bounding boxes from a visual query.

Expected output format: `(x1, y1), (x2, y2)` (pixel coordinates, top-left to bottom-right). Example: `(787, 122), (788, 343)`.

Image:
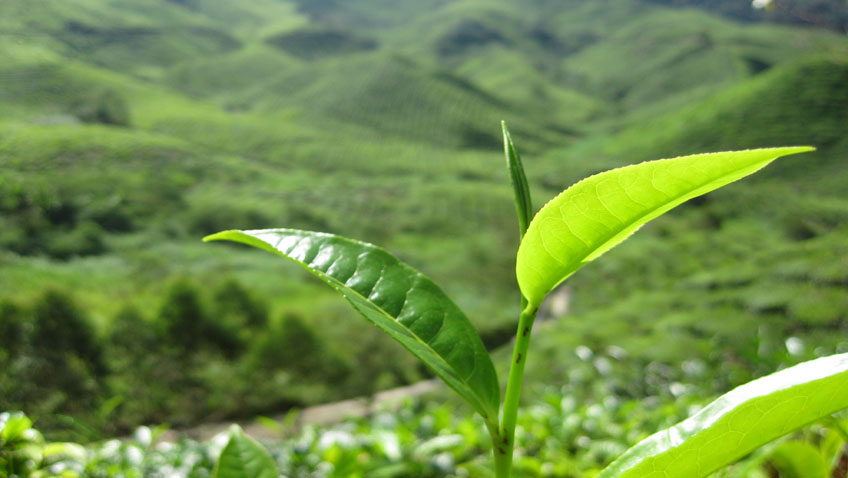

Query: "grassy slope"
(608, 57), (848, 158)
(518, 53), (848, 399)
(1, 0), (847, 427)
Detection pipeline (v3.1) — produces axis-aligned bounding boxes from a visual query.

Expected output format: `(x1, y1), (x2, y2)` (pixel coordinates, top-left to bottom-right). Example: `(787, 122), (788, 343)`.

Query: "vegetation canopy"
(204, 125), (843, 478)
(2, 1), (847, 476)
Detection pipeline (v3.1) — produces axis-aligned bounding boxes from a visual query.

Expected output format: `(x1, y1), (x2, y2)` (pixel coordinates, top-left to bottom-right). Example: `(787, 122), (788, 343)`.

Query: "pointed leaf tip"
(203, 231), (230, 242)
(214, 425), (277, 478)
(206, 228), (500, 420)
(502, 122), (533, 240)
(517, 147), (813, 306)
(600, 352), (848, 478)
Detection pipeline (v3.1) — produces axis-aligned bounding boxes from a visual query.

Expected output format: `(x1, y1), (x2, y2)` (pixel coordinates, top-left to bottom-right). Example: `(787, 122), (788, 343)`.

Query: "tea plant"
(0, 412), (88, 477)
(205, 123), (848, 478)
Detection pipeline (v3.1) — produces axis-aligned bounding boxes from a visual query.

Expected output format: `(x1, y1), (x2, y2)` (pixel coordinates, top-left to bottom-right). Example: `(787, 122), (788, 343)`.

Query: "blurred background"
(0, 0), (846, 446)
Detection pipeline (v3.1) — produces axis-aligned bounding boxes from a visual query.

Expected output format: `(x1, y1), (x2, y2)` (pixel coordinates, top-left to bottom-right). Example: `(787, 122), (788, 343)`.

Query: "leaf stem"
(495, 301), (539, 478)
(827, 416), (848, 442)
(486, 421), (509, 478)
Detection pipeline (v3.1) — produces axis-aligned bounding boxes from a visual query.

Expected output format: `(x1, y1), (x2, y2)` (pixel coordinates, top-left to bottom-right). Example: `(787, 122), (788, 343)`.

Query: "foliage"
(69, 88), (131, 127)
(2, 0), (848, 448)
(0, 412), (88, 478)
(643, 0), (848, 32)
(4, 389), (848, 478)
(0, 280), (397, 437)
(204, 229), (500, 421)
(599, 354), (848, 477)
(247, 312), (353, 391)
(157, 280), (240, 357)
(206, 124), (847, 478)
(214, 425), (277, 478)
(0, 291), (104, 434)
(515, 147), (812, 306)
(265, 28), (378, 60)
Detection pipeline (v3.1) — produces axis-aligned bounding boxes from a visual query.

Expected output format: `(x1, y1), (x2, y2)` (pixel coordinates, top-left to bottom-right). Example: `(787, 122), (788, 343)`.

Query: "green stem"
(495, 301), (539, 478)
(486, 421), (509, 478)
(493, 440), (512, 478)
(828, 417), (848, 442)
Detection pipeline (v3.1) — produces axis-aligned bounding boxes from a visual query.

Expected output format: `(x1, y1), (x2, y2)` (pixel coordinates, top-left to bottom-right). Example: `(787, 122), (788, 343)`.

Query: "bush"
(265, 28), (377, 60)
(187, 202), (272, 236)
(0, 188), (112, 258)
(69, 88), (131, 126)
(44, 220), (107, 259)
(157, 280), (241, 357)
(104, 306), (186, 429)
(0, 302), (27, 410)
(0, 301), (24, 360)
(250, 313), (350, 385)
(84, 197), (135, 232)
(0, 291), (105, 428)
(30, 290), (104, 377)
(212, 278), (268, 346)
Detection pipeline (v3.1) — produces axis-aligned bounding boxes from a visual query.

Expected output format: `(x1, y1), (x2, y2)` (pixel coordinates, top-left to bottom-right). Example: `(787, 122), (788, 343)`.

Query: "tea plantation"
(1, 0), (847, 476)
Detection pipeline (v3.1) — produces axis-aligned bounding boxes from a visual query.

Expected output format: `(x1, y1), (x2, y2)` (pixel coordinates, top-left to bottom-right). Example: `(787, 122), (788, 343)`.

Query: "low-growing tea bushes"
(0, 389), (686, 478)
(0, 412), (88, 478)
(0, 411), (220, 478)
(5, 385), (847, 478)
(0, 278), (414, 437)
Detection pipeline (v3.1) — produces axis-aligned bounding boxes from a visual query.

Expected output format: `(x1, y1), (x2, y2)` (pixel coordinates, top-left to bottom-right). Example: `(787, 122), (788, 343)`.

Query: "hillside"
(0, 0), (847, 437)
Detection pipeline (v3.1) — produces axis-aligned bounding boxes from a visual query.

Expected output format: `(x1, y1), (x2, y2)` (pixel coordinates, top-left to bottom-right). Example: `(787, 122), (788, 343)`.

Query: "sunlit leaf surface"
(599, 353), (848, 478)
(516, 147), (814, 306)
(204, 229), (500, 420)
(214, 425), (277, 478)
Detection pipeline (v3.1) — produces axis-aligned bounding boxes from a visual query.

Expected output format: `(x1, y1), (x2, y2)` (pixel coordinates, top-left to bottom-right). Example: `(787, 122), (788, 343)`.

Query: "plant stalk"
(828, 417), (848, 442)
(495, 301), (539, 478)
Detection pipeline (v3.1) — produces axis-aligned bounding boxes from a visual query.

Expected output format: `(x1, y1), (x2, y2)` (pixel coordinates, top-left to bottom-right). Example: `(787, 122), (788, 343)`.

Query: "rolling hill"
(1, 0), (846, 434)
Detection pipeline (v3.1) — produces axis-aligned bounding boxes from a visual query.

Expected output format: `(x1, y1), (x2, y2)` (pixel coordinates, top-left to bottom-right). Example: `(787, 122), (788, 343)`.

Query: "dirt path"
(159, 379), (443, 442)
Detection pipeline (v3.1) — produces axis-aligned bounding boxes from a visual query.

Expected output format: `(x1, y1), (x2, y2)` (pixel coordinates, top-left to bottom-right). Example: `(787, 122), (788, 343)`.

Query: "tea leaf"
(502, 121), (533, 239)
(599, 352), (848, 478)
(214, 425), (277, 478)
(768, 441), (829, 478)
(516, 147), (814, 306)
(204, 229), (500, 420)
(0, 412), (34, 444)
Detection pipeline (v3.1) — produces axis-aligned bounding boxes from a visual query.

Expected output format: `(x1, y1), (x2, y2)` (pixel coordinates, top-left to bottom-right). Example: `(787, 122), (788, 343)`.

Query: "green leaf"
(41, 442), (87, 462)
(768, 441), (829, 478)
(516, 147), (814, 307)
(599, 352), (848, 478)
(214, 425), (277, 478)
(0, 413), (33, 444)
(204, 229), (500, 420)
(502, 121), (533, 239)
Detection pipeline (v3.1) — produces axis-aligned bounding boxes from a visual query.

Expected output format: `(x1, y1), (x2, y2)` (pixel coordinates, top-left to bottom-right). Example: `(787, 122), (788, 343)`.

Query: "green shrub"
(30, 290), (104, 377)
(43, 220), (107, 259)
(158, 280), (241, 357)
(0, 291), (105, 429)
(265, 28), (378, 60)
(212, 278), (268, 346)
(187, 203), (272, 236)
(84, 197), (135, 233)
(0, 301), (24, 361)
(69, 88), (131, 127)
(250, 313), (348, 383)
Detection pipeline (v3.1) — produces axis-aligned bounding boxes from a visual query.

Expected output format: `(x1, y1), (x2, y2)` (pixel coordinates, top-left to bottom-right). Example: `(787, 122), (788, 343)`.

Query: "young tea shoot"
(205, 125), (848, 478)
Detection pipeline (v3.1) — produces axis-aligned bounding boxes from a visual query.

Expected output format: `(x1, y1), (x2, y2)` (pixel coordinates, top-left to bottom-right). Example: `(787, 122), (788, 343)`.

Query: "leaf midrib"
(259, 230), (494, 417)
(320, 268), (491, 413)
(530, 154), (777, 301)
